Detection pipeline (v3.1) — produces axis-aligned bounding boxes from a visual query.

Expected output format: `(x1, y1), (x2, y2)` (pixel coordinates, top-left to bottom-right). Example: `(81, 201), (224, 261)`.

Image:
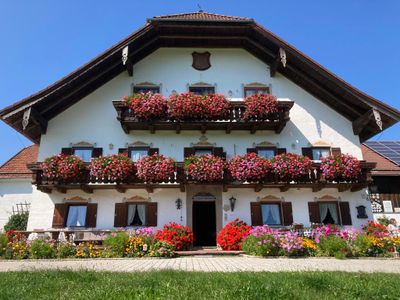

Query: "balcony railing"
(28, 161), (375, 194)
(112, 100), (294, 134)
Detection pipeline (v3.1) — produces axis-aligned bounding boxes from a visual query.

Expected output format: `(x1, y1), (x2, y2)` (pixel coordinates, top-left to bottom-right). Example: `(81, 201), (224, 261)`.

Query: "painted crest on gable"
(192, 52), (211, 71)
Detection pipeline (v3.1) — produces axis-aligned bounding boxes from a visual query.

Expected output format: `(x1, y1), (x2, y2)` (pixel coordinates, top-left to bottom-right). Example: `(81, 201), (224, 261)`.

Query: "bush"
(103, 232), (129, 257)
(377, 216), (390, 226)
(4, 212), (29, 232)
(56, 241), (76, 258)
(279, 231), (304, 256)
(0, 233), (7, 257)
(150, 241), (175, 258)
(155, 223), (194, 251)
(125, 236), (147, 257)
(316, 235), (350, 259)
(352, 234), (373, 257)
(362, 221), (388, 237)
(242, 226), (280, 256)
(217, 219), (251, 251)
(30, 238), (56, 259)
(75, 242), (101, 258)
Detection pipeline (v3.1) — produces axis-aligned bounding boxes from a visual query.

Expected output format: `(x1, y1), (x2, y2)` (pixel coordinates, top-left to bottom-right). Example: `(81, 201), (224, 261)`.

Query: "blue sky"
(0, 1), (399, 164)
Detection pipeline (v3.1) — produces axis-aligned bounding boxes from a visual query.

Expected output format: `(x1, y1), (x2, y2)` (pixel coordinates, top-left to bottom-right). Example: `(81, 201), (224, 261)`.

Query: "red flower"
(185, 155), (225, 182)
(90, 155), (134, 182)
(228, 153), (271, 182)
(41, 154), (85, 182)
(136, 154), (176, 183)
(124, 92), (167, 120)
(243, 94), (279, 120)
(155, 223), (194, 251)
(321, 154), (361, 182)
(217, 219), (251, 250)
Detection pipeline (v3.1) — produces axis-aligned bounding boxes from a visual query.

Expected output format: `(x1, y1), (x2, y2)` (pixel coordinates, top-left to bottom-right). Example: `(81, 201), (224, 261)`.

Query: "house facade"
(1, 12), (399, 245)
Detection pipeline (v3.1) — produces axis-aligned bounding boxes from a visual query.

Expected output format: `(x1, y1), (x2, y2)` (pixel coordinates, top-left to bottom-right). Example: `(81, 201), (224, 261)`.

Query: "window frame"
(133, 85), (160, 94)
(194, 147), (214, 156)
(256, 146), (277, 159)
(311, 147), (331, 161)
(72, 147), (93, 162)
(318, 201), (340, 225)
(244, 86), (270, 98)
(260, 201), (283, 226)
(65, 203), (88, 228)
(128, 146), (150, 161)
(125, 202), (149, 227)
(188, 86), (215, 95)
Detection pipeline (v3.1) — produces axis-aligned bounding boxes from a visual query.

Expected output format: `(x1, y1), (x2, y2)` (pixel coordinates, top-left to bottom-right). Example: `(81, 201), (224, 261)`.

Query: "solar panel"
(364, 141), (400, 166)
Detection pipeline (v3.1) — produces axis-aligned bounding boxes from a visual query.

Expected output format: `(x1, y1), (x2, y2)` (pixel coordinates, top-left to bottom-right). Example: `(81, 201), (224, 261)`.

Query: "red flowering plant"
(136, 154), (176, 183)
(41, 154), (85, 182)
(167, 93), (231, 120)
(270, 153), (313, 182)
(90, 155), (134, 183)
(217, 219), (251, 250)
(362, 221), (389, 238)
(228, 153), (271, 182)
(124, 92), (167, 120)
(155, 223), (194, 251)
(185, 155), (225, 182)
(243, 94), (279, 120)
(321, 154), (361, 182)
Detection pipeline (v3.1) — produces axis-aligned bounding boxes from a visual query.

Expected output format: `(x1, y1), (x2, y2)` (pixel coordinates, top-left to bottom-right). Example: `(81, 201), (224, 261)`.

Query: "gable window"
(261, 203), (282, 225)
(73, 148), (93, 162)
(129, 147), (150, 162)
(189, 86), (215, 95)
(127, 204), (147, 226)
(133, 85), (160, 94)
(244, 86), (270, 97)
(311, 147), (330, 160)
(66, 205), (87, 227)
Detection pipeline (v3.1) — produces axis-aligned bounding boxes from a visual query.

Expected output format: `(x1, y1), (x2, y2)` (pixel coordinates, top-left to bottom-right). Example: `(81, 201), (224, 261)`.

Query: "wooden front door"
(192, 201), (216, 246)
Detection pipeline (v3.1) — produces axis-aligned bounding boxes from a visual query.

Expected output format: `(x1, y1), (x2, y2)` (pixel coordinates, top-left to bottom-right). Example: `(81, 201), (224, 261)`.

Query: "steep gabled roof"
(1, 11), (399, 143)
(0, 145), (38, 179)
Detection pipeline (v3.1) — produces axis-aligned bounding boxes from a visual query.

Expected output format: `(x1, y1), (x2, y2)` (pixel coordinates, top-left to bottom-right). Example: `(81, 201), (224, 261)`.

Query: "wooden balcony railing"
(28, 161), (375, 194)
(112, 100), (294, 134)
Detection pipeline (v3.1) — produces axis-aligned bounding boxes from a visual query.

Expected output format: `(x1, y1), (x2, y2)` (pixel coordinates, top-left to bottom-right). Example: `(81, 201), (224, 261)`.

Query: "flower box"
(41, 154), (85, 182)
(228, 152), (271, 182)
(136, 154), (176, 183)
(90, 155), (134, 183)
(184, 155), (225, 182)
(270, 153), (313, 182)
(321, 154), (361, 182)
(124, 92), (167, 120)
(243, 94), (279, 120)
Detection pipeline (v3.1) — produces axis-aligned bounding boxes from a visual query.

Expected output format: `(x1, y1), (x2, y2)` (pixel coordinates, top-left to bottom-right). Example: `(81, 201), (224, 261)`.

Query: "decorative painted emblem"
(192, 52), (211, 71)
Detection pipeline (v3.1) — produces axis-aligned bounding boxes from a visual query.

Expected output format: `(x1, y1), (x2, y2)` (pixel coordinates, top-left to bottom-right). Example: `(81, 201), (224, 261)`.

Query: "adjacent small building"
(362, 141), (400, 223)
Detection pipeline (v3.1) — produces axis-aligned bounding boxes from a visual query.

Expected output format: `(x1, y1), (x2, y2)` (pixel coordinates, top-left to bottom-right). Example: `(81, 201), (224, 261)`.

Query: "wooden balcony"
(112, 100), (294, 134)
(28, 161), (375, 194)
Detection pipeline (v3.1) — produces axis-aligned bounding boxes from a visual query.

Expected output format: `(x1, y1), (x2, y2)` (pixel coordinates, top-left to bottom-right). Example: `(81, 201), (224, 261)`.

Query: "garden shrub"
(242, 226), (280, 256)
(352, 234), (373, 257)
(30, 238), (56, 259)
(4, 212), (29, 232)
(377, 216), (390, 226)
(217, 219), (251, 251)
(56, 241), (76, 258)
(155, 223), (194, 251)
(150, 241), (175, 258)
(0, 233), (7, 257)
(103, 232), (129, 257)
(316, 235), (350, 259)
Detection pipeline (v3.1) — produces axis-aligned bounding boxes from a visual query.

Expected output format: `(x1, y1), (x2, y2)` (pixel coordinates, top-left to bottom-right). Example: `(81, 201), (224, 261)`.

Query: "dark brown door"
(193, 201), (216, 246)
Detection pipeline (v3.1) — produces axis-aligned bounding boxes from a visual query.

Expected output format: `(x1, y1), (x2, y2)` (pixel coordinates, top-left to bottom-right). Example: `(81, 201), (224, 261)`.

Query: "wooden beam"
(280, 185), (290, 192)
(55, 186), (66, 194)
(80, 185), (93, 194)
(146, 186), (154, 193)
(116, 185), (126, 193)
(352, 109), (376, 135)
(29, 108), (48, 134)
(254, 184), (263, 192)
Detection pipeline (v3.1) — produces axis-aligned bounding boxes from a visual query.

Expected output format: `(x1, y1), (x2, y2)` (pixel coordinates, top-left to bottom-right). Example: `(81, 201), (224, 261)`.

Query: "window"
(261, 204), (282, 225)
(127, 204), (147, 226)
(73, 148), (93, 162)
(312, 147), (330, 160)
(129, 147), (150, 162)
(257, 148), (276, 159)
(133, 86), (160, 94)
(189, 86), (215, 95)
(194, 148), (213, 156)
(319, 203), (339, 225)
(66, 205), (87, 227)
(244, 87), (270, 97)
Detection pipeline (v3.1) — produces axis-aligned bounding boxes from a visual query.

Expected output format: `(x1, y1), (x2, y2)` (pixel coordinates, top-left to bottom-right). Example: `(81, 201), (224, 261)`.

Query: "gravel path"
(1, 257), (400, 273)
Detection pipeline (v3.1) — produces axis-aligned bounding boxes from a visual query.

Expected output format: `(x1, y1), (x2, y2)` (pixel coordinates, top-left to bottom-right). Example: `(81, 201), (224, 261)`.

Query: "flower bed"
(216, 219), (251, 250)
(90, 155), (134, 182)
(243, 94), (279, 120)
(155, 223), (194, 251)
(228, 153), (271, 182)
(136, 154), (176, 183)
(41, 154), (85, 181)
(124, 92), (167, 120)
(167, 93), (231, 120)
(321, 154), (361, 182)
(185, 155), (225, 182)
(270, 153), (313, 181)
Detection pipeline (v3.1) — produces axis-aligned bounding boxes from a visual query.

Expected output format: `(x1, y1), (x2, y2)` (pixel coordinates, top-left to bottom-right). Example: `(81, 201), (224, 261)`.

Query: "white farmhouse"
(1, 12), (399, 246)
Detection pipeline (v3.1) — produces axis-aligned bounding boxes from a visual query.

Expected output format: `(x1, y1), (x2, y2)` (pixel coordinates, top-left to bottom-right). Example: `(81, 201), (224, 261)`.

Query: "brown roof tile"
(151, 11), (252, 22)
(0, 145), (38, 179)
(361, 144), (400, 176)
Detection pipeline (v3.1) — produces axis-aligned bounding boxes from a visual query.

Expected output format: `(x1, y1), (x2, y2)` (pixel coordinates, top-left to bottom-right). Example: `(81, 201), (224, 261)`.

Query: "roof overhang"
(1, 15), (399, 143)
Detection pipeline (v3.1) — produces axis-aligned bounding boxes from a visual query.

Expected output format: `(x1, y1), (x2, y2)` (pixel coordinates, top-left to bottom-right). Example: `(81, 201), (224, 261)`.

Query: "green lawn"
(0, 271), (397, 300)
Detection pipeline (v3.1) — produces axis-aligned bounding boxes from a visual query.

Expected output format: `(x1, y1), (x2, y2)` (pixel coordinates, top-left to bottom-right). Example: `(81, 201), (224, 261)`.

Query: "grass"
(0, 271), (398, 299)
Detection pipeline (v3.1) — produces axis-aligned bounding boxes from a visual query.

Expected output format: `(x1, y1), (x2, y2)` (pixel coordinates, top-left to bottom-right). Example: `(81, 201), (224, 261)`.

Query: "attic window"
(189, 86), (215, 95)
(133, 85), (160, 94)
(244, 86), (270, 97)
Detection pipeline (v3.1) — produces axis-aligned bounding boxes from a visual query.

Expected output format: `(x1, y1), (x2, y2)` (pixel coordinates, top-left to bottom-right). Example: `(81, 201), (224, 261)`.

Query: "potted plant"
(321, 154), (361, 182)
(228, 152), (271, 182)
(90, 155), (134, 183)
(136, 153), (176, 183)
(185, 154), (225, 182)
(124, 92), (167, 120)
(243, 94), (279, 120)
(270, 153), (313, 182)
(41, 154), (85, 182)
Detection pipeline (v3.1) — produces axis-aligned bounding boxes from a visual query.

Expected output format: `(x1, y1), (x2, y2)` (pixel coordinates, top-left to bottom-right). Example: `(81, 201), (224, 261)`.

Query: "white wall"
(0, 179), (34, 229)
(38, 48), (362, 161)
